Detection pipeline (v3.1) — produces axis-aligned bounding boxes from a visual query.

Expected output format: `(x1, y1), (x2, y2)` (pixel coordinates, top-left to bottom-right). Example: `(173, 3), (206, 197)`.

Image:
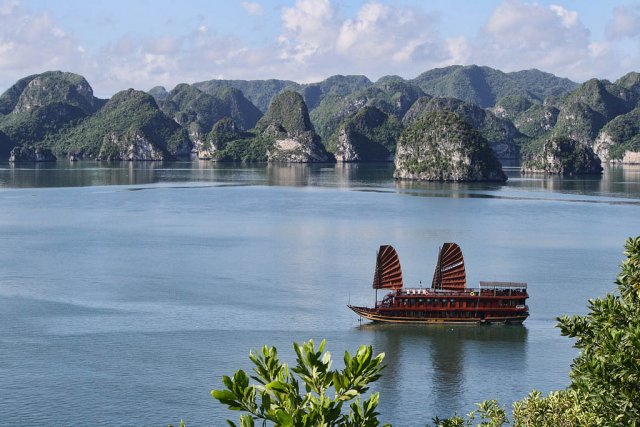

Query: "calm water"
(1, 161), (639, 426)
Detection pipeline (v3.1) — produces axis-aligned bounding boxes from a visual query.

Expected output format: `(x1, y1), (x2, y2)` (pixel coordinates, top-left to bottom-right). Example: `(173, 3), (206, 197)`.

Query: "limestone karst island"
(2, 66), (639, 181)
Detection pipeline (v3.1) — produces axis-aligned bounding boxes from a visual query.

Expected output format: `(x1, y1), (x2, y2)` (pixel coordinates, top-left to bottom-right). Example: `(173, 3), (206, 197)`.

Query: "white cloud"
(471, 0), (624, 81)
(606, 5), (640, 40)
(278, 0), (338, 63)
(0, 2), (91, 82)
(1, 0), (639, 98)
(549, 4), (578, 28)
(276, 0), (455, 80)
(241, 2), (264, 16)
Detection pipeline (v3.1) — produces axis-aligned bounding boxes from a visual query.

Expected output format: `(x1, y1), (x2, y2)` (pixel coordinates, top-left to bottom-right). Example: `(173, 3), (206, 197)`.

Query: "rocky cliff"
(594, 107), (640, 162)
(403, 96), (522, 161)
(310, 80), (424, 144)
(159, 83), (262, 153)
(521, 137), (602, 175)
(0, 71), (104, 154)
(200, 117), (243, 159)
(410, 65), (577, 108)
(55, 89), (190, 160)
(394, 110), (506, 182)
(8, 146), (57, 162)
(10, 71), (102, 115)
(330, 106), (401, 162)
(96, 128), (167, 161)
(256, 91), (332, 162)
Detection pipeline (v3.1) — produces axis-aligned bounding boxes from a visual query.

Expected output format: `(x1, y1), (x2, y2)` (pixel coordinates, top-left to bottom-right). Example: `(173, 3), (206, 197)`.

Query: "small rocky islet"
(1, 66), (640, 181)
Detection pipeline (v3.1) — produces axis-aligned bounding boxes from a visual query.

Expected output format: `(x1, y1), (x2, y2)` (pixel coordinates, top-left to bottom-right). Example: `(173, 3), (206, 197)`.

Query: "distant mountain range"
(1, 66), (639, 167)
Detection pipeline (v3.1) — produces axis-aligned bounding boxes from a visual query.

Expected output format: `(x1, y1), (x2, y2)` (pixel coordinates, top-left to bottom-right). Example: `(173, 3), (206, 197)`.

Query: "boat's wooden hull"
(348, 305), (528, 325)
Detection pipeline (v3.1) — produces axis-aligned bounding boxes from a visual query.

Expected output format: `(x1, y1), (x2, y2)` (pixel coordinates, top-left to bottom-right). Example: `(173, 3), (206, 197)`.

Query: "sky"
(0, 0), (639, 98)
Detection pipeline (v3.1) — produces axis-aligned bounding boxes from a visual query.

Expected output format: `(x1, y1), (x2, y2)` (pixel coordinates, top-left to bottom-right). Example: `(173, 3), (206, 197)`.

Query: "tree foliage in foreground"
(434, 236), (640, 427)
(211, 339), (388, 427)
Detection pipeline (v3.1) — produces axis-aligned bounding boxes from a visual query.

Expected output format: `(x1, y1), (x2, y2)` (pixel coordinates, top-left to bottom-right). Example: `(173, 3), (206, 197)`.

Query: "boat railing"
(398, 287), (527, 297)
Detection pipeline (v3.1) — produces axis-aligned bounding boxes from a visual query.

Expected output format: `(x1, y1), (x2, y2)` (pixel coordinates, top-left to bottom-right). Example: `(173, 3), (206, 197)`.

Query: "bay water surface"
(1, 161), (639, 426)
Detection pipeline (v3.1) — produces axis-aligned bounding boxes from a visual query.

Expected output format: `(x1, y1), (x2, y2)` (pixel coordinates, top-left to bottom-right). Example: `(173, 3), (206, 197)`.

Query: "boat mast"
(436, 245), (443, 290)
(375, 249), (380, 307)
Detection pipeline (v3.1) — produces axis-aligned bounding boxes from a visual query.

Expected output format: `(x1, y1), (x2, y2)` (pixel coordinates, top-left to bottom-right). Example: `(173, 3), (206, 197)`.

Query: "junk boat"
(348, 243), (529, 324)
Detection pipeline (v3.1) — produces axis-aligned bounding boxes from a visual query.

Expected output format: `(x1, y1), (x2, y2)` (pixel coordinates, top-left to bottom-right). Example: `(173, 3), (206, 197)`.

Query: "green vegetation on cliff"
(256, 90), (313, 134)
(616, 71), (640, 95)
(8, 71), (103, 115)
(403, 96), (523, 160)
(596, 107), (640, 160)
(0, 129), (12, 158)
(410, 65), (577, 108)
(193, 75), (373, 114)
(148, 86), (169, 102)
(493, 95), (535, 120)
(162, 83), (262, 132)
(210, 91), (330, 163)
(0, 102), (86, 149)
(0, 74), (37, 115)
(204, 117), (272, 162)
(300, 74), (372, 111)
(395, 110), (506, 181)
(522, 136), (602, 175)
(310, 80), (424, 144)
(0, 71), (105, 153)
(193, 78), (298, 113)
(54, 89), (189, 158)
(328, 106), (402, 161)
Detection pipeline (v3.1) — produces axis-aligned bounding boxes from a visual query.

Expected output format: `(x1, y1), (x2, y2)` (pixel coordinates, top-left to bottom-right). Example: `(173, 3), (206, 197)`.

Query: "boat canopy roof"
(479, 281), (528, 289)
(373, 245), (403, 290)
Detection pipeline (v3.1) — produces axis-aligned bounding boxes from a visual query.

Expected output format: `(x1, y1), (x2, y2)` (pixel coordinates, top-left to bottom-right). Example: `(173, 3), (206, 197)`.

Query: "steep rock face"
(331, 106), (401, 162)
(410, 65), (577, 107)
(616, 72), (640, 95)
(193, 78), (297, 113)
(12, 71), (102, 115)
(310, 80), (424, 143)
(0, 129), (12, 158)
(8, 146), (57, 162)
(0, 102), (86, 152)
(594, 107), (640, 162)
(193, 75), (372, 114)
(0, 71), (103, 158)
(300, 74), (372, 110)
(55, 89), (190, 159)
(97, 128), (167, 161)
(403, 96), (521, 161)
(521, 137), (602, 175)
(148, 86), (169, 102)
(256, 91), (332, 162)
(160, 83), (262, 151)
(394, 110), (506, 182)
(0, 74), (38, 115)
(201, 117), (242, 159)
(621, 151), (640, 164)
(493, 95), (535, 120)
(548, 79), (639, 147)
(513, 103), (559, 139)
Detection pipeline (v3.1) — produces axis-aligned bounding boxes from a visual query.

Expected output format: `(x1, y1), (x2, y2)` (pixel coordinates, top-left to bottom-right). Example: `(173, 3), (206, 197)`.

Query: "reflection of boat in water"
(348, 243), (529, 325)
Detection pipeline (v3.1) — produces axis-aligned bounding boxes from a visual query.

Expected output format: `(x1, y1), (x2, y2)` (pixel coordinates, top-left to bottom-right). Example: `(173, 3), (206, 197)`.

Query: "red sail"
(432, 243), (467, 290)
(372, 245), (403, 289)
